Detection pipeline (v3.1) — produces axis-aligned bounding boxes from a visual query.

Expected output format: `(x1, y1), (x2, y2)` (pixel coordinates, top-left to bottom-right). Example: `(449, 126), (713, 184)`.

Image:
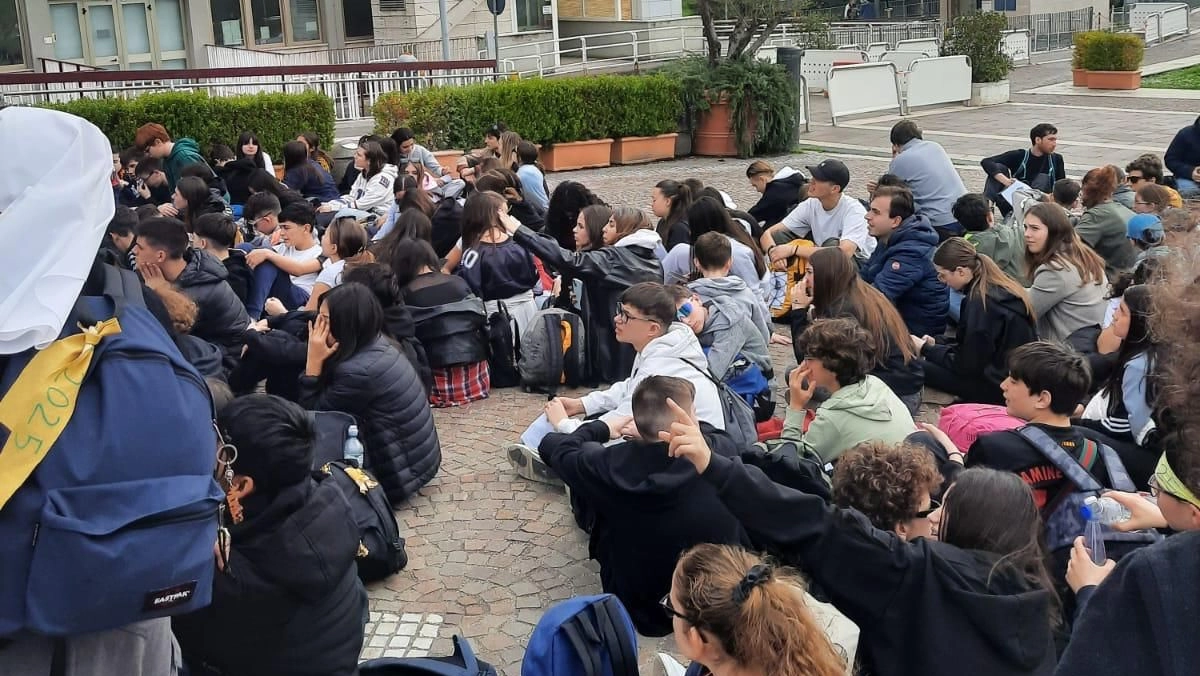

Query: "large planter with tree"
(667, 0), (807, 158)
(1083, 32), (1144, 90)
(607, 75), (682, 164)
(941, 12), (1013, 107)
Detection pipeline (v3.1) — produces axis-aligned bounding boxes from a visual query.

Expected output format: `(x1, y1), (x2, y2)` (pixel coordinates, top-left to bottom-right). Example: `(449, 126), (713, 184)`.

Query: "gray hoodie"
(688, 276), (772, 347)
(694, 294), (771, 378)
(399, 143), (445, 177)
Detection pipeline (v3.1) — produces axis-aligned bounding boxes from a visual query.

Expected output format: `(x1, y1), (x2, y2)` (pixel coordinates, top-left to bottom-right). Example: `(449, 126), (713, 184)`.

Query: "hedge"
(45, 90), (336, 159)
(373, 74), (682, 149)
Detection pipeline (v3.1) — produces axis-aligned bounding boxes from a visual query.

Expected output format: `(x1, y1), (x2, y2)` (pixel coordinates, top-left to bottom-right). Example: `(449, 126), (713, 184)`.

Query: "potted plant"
(1071, 31), (1100, 86)
(669, 0), (804, 157)
(1084, 32), (1144, 90)
(941, 12), (1013, 107)
(606, 76), (682, 165)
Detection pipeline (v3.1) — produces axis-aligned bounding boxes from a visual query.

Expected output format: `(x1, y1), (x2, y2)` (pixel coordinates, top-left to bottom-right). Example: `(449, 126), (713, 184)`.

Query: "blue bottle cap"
(1080, 503), (1094, 520)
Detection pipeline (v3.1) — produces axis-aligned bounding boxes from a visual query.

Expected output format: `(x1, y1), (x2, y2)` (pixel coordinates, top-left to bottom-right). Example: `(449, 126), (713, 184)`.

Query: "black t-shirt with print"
(966, 423), (1114, 510)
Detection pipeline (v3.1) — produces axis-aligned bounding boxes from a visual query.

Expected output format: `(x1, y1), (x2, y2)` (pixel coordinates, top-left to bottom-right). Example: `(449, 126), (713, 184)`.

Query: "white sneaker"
(504, 443), (563, 486)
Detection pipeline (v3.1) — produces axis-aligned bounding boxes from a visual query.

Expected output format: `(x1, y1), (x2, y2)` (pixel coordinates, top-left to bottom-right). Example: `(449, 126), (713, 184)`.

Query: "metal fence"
(1006, 8), (1097, 53)
(204, 37), (481, 69)
(713, 19), (942, 50)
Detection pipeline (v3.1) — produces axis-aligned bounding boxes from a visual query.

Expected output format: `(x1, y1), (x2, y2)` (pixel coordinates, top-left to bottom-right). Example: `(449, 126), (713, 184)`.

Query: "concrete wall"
(557, 15), (699, 59)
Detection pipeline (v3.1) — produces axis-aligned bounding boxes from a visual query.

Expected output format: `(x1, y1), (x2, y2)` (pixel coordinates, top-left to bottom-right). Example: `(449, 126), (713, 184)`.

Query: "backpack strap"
(543, 313), (565, 399)
(682, 358), (721, 387)
(1098, 443), (1137, 492)
(563, 616), (602, 676)
(1016, 426), (1104, 493)
(1017, 149), (1030, 180)
(1077, 438), (1098, 473)
(594, 596), (639, 676)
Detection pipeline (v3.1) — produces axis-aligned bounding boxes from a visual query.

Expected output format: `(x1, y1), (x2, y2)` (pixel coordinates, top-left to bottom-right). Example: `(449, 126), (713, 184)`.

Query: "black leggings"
(921, 359), (1004, 405)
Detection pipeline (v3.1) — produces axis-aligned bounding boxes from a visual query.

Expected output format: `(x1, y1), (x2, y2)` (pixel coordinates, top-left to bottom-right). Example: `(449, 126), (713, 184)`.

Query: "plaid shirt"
(429, 361), (490, 408)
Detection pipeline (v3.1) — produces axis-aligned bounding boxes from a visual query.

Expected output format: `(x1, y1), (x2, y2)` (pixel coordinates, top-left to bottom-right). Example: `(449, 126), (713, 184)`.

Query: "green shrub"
(45, 90), (335, 159)
(372, 74), (681, 149)
(660, 55), (799, 157)
(1072, 31), (1103, 69)
(941, 12), (1012, 83)
(1081, 32), (1144, 72)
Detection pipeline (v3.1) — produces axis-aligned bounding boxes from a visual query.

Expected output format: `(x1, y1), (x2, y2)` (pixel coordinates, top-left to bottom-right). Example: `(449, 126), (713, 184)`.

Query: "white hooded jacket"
(345, 163), (399, 219)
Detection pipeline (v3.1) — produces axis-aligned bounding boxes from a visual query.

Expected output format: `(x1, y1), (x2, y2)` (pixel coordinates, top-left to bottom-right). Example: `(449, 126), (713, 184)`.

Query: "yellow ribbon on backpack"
(0, 318), (122, 509)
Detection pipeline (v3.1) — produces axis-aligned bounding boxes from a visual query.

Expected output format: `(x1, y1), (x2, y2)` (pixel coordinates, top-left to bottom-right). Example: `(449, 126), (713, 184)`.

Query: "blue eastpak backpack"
(0, 264), (224, 637)
(522, 594), (639, 676)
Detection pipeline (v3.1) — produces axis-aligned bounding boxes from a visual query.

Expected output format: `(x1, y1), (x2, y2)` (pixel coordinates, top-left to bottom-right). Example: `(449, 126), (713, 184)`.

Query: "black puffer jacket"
(233, 311), (313, 400)
(175, 249), (251, 352)
(748, 171), (806, 226)
(173, 479), (366, 676)
(407, 297), (490, 368)
(512, 226), (663, 385)
(299, 336), (441, 504)
(383, 303), (433, 392)
(218, 157), (260, 205)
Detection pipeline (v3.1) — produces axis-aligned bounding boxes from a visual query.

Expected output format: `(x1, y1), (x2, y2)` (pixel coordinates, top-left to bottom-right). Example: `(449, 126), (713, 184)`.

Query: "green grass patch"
(1143, 64), (1200, 90)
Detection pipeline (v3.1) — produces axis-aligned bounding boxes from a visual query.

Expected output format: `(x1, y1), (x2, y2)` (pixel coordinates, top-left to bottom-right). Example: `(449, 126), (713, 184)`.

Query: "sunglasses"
(1129, 176), (1145, 184)
(914, 498), (941, 520)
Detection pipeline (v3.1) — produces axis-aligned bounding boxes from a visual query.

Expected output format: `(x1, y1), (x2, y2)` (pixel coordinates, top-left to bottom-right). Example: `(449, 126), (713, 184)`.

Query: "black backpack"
(360, 635), (498, 676)
(431, 197), (464, 259)
(316, 460), (408, 583)
(485, 301), (522, 389)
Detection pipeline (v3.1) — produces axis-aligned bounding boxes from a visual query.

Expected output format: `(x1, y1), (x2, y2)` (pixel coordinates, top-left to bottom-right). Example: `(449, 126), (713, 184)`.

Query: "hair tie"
(731, 563), (771, 604)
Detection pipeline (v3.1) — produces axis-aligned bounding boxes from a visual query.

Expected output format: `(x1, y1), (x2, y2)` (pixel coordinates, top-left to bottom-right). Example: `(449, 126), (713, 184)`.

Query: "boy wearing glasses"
(506, 282), (726, 483)
(536, 376), (751, 637)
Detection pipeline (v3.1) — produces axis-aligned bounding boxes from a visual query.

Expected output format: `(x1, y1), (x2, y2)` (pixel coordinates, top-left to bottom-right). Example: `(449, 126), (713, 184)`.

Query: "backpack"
(741, 438), (832, 502)
(359, 634), (498, 676)
(938, 403), (1023, 453)
(485, 302), (522, 389)
(316, 460), (407, 583)
(683, 359), (757, 449)
(718, 354), (773, 423)
(522, 594), (639, 676)
(0, 264), (225, 637)
(519, 308), (587, 396)
(766, 242), (814, 319)
(1017, 426), (1163, 554)
(431, 197), (465, 259)
(311, 410), (357, 469)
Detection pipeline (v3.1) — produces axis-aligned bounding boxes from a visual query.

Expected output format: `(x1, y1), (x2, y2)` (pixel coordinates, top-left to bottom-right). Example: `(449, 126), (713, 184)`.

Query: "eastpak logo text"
(142, 582), (198, 612)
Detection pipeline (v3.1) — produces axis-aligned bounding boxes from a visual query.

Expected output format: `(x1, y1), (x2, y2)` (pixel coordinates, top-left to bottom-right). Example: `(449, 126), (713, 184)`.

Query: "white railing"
(714, 20), (942, 50)
(204, 37), (480, 69)
(801, 49), (868, 91)
(487, 26), (706, 77)
(1129, 2), (1190, 43)
(1000, 29), (1031, 65)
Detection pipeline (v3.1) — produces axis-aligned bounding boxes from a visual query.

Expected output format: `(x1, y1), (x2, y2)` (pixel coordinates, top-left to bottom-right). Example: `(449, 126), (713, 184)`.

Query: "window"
(516, 0), (550, 31)
(0, 0), (24, 68)
(343, 0), (374, 39)
(210, 0), (322, 47)
(250, 0), (283, 45)
(211, 0), (245, 46)
(289, 0), (320, 42)
(379, 0), (406, 11)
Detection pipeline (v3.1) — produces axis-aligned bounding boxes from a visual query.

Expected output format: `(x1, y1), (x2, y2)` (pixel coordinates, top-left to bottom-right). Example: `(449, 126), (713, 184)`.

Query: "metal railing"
(714, 19), (943, 50)
(38, 57), (103, 73)
(204, 36), (481, 69)
(1006, 8), (1096, 53)
(486, 26), (707, 77)
(0, 61), (498, 122)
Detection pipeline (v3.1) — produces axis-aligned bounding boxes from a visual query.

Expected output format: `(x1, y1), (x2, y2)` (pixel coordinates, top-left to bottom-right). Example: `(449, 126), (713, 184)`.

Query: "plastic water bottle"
(344, 425), (365, 465)
(1080, 502), (1107, 565)
(1083, 495), (1132, 525)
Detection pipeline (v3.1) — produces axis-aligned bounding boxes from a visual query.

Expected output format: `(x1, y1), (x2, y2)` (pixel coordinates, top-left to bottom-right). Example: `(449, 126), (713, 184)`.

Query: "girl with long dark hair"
(299, 282), (441, 504)
(652, 179), (693, 250)
(544, 180), (603, 251)
(453, 191), (540, 334)
(173, 175), (226, 231)
(282, 140), (339, 202)
(793, 246), (924, 413)
(662, 195), (767, 289)
(919, 237), (1038, 404)
(297, 131), (335, 173)
(1023, 202), (1107, 345)
(321, 141), (398, 221)
(237, 131), (272, 172)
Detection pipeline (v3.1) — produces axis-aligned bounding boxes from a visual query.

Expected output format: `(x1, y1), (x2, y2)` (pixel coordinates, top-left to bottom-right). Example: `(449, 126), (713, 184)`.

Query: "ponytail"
(934, 237), (1035, 319)
(655, 179), (693, 243)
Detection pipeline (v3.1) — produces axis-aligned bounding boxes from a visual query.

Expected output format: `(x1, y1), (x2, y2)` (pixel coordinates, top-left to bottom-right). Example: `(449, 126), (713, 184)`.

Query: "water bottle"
(1080, 502), (1107, 565)
(344, 425), (365, 465)
(1083, 495), (1132, 525)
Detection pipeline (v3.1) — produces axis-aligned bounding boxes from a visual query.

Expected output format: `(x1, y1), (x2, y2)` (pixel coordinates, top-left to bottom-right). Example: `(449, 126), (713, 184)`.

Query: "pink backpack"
(937, 404), (1023, 453)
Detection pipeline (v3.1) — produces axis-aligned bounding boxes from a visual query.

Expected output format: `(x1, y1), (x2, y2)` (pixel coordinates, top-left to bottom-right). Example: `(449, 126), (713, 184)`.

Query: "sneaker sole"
(505, 444), (562, 486)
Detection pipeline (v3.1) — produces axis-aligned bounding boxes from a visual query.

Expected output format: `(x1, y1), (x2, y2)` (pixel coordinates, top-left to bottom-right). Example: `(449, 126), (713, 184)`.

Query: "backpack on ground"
(683, 360), (758, 449)
(766, 242), (814, 320)
(485, 301), (522, 389)
(522, 594), (638, 676)
(1017, 426), (1162, 555)
(311, 410), (357, 469)
(938, 403), (1023, 453)
(359, 634), (497, 676)
(316, 460), (407, 583)
(720, 354), (774, 423)
(518, 308), (586, 396)
(0, 264), (225, 637)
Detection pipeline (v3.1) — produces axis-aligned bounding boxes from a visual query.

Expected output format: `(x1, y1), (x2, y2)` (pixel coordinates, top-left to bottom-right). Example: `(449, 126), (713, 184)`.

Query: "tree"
(697, 0), (813, 65)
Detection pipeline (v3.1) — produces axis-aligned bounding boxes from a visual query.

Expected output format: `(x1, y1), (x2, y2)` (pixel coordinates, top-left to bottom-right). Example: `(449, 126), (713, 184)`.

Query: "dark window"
(343, 0), (374, 38)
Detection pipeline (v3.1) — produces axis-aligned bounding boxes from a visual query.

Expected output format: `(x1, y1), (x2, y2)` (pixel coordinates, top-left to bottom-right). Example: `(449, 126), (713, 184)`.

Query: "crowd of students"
(7, 104), (1200, 676)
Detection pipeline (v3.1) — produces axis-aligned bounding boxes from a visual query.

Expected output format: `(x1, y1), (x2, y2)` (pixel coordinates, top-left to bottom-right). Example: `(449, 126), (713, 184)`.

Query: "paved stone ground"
(361, 36), (1200, 673)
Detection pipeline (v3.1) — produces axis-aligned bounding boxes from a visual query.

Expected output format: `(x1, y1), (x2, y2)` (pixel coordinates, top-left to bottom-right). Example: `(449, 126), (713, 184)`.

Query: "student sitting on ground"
(832, 440), (944, 540)
(302, 216), (373, 312)
(134, 122), (210, 192)
(884, 120), (967, 238)
(760, 159), (873, 264)
(508, 282), (725, 483)
(793, 246), (924, 414)
(537, 376), (752, 637)
(860, 186), (948, 337)
(504, 204), (663, 385)
(916, 237), (1038, 405)
(282, 140), (339, 202)
(687, 232), (772, 351)
(1051, 178), (1081, 218)
(667, 544), (848, 676)
(745, 160), (806, 227)
(1133, 183), (1172, 216)
(953, 192), (1025, 283)
(1126, 152), (1184, 207)
(172, 394), (367, 676)
(1023, 203), (1108, 347)
(1076, 166), (1138, 279)
(134, 217), (250, 354)
(666, 409), (1060, 676)
(452, 191), (540, 335)
(651, 179), (693, 251)
(319, 141), (398, 221)
(193, 212), (253, 309)
(100, 204), (137, 270)
(245, 202), (324, 318)
(786, 318), (916, 464)
(242, 191), (283, 249)
(661, 196), (768, 297)
(299, 283), (441, 504)
(133, 156), (175, 207)
(342, 263), (432, 392)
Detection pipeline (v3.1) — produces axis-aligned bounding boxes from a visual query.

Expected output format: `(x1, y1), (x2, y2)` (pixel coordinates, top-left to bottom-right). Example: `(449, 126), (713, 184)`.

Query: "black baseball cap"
(806, 159), (851, 190)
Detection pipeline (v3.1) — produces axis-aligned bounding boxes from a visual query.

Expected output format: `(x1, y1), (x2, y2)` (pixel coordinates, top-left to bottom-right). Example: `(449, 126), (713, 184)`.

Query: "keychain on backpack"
(214, 423), (243, 525)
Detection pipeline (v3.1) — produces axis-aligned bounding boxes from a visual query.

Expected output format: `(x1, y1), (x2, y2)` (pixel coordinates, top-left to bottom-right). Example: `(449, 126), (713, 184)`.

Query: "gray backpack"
(518, 308), (586, 395)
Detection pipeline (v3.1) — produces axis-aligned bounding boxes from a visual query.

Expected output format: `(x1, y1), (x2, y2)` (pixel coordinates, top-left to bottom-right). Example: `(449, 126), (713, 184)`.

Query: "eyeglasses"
(659, 594), (688, 621)
(1134, 200), (1150, 206)
(1148, 475), (1181, 503)
(1129, 176), (1144, 184)
(914, 498), (941, 520)
(614, 303), (659, 325)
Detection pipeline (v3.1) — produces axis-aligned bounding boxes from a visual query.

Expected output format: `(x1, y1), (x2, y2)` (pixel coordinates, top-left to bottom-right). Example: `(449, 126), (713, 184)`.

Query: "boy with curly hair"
(833, 440), (943, 541)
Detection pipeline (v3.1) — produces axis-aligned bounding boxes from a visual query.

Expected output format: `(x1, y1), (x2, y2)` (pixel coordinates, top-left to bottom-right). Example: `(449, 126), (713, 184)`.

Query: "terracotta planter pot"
(1086, 70), (1141, 91)
(433, 149), (463, 178)
(694, 100), (739, 157)
(1072, 68), (1088, 86)
(540, 139), (614, 172)
(610, 133), (678, 165)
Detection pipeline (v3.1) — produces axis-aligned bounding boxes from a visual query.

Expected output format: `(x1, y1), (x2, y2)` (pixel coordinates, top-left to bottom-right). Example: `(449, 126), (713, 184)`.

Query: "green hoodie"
(783, 374), (916, 463)
(163, 137), (208, 191)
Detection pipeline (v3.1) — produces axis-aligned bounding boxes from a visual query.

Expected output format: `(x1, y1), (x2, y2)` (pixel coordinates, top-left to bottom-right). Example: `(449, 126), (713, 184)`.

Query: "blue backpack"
(359, 634), (497, 676)
(522, 594), (639, 676)
(0, 264), (225, 637)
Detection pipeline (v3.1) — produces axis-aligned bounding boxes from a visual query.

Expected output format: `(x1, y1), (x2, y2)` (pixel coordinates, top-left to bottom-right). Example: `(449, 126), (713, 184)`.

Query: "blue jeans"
(1175, 177), (1200, 197)
(247, 261), (310, 319)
